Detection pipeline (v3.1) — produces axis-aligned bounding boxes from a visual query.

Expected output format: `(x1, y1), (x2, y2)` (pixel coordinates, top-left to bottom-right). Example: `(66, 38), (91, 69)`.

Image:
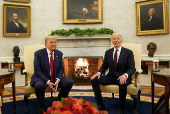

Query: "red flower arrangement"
(43, 97), (100, 114)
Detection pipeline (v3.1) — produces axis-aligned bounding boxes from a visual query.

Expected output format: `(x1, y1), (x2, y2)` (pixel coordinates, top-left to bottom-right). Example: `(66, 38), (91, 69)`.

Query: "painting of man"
(140, 2), (163, 31)
(6, 8), (27, 33)
(67, 0), (98, 19)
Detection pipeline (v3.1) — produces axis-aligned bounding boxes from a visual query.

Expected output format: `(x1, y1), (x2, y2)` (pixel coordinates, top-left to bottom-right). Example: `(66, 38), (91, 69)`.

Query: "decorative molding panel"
(56, 35), (112, 48)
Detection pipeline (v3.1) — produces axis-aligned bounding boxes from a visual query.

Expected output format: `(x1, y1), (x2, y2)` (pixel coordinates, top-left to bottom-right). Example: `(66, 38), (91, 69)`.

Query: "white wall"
(0, 0), (170, 59)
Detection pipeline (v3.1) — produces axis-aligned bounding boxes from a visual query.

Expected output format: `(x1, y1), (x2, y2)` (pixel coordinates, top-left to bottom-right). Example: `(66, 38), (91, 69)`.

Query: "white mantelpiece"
(56, 35), (112, 57)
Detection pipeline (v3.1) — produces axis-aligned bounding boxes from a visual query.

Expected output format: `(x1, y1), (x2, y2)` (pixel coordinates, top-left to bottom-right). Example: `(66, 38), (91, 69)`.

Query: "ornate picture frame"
(63, 0), (103, 24)
(4, 0), (30, 3)
(3, 4), (31, 37)
(135, 0), (169, 36)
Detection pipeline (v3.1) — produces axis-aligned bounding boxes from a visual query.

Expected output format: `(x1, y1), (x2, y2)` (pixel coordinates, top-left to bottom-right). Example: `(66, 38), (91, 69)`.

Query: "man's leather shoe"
(97, 104), (106, 110)
(96, 100), (105, 110)
(38, 107), (44, 114)
(117, 109), (125, 114)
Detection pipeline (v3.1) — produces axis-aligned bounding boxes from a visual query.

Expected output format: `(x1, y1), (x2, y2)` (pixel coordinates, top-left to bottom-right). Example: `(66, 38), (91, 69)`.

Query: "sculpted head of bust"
(13, 46), (20, 57)
(147, 42), (157, 57)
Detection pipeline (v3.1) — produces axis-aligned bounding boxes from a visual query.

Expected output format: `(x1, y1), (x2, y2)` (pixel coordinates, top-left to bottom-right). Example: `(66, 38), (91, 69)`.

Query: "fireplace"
(64, 56), (103, 85)
(57, 35), (111, 85)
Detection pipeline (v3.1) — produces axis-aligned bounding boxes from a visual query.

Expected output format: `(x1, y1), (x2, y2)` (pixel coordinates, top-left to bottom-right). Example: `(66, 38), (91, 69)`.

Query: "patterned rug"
(3, 89), (160, 104)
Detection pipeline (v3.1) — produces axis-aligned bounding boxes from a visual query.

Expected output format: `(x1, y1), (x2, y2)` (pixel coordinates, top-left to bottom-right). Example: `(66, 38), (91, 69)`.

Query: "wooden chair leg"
(133, 98), (138, 114)
(112, 93), (114, 99)
(138, 89), (141, 103)
(51, 92), (53, 98)
(24, 94), (30, 113)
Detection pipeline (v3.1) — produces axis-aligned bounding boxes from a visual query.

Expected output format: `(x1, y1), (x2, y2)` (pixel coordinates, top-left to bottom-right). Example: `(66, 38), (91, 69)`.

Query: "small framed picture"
(4, 0), (31, 3)
(3, 4), (31, 37)
(63, 0), (103, 24)
(135, 0), (169, 36)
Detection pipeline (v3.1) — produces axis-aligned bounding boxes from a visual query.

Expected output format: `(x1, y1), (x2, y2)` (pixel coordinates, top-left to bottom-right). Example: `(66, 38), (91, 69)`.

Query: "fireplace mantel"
(56, 34), (112, 40)
(56, 35), (112, 48)
(56, 34), (112, 57)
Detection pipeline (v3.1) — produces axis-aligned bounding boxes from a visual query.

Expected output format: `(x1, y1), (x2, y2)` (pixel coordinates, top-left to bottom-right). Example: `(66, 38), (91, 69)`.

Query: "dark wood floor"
(2, 85), (165, 96)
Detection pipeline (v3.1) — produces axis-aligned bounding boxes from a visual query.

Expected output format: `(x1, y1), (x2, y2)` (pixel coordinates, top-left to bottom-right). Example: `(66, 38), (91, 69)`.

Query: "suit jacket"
(6, 21), (27, 33)
(141, 15), (162, 31)
(98, 47), (136, 81)
(30, 48), (64, 86)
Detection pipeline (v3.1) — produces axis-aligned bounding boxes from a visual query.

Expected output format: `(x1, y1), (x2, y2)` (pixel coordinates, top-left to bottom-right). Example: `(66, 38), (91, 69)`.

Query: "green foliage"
(61, 97), (69, 105)
(68, 96), (73, 99)
(82, 104), (88, 107)
(50, 27), (114, 36)
(92, 103), (97, 108)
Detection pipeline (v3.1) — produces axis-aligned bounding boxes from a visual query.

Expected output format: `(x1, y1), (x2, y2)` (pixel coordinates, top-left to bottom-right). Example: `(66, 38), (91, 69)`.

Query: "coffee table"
(0, 69), (16, 114)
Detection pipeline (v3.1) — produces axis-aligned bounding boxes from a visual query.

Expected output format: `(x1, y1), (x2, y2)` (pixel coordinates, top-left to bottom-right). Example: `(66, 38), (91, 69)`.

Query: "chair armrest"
(136, 69), (143, 74)
(23, 69), (28, 86)
(134, 69), (143, 87)
(23, 69), (27, 74)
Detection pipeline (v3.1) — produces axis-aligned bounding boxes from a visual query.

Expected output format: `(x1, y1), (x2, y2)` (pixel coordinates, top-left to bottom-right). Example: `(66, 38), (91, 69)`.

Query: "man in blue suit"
(30, 36), (73, 114)
(91, 33), (136, 114)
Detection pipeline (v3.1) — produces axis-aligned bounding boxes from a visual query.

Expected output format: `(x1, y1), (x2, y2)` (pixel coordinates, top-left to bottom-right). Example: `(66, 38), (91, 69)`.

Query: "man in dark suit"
(141, 8), (162, 31)
(6, 13), (27, 33)
(91, 33), (136, 114)
(30, 36), (73, 114)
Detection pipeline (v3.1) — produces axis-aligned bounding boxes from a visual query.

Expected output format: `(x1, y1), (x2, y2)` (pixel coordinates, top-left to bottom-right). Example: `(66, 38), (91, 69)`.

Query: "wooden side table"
(151, 69), (170, 114)
(0, 69), (16, 114)
(1, 62), (24, 69)
(99, 110), (108, 114)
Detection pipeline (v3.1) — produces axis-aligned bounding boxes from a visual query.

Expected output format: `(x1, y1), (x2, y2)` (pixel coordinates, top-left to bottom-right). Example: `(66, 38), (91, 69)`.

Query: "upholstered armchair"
(23, 44), (53, 113)
(100, 43), (143, 114)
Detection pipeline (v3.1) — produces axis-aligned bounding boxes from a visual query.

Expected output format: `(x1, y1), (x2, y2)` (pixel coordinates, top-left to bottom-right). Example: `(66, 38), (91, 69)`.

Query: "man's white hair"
(148, 8), (156, 13)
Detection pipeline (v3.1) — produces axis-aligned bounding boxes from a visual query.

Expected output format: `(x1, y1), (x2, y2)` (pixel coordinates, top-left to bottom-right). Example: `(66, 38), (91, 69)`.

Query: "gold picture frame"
(4, 0), (30, 3)
(3, 4), (31, 37)
(135, 0), (169, 36)
(63, 0), (103, 24)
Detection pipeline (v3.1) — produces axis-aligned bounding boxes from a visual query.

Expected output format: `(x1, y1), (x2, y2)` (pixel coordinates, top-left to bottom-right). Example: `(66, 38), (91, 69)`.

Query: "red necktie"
(114, 50), (118, 68)
(50, 52), (54, 83)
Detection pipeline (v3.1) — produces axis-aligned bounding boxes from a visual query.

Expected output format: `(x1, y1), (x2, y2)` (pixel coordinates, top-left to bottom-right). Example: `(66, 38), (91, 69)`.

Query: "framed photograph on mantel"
(4, 0), (30, 3)
(63, 0), (103, 24)
(3, 4), (31, 37)
(135, 0), (169, 36)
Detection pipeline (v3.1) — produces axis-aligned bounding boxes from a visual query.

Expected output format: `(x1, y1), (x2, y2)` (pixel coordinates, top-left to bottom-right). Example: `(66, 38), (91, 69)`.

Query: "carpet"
(2, 90), (160, 114)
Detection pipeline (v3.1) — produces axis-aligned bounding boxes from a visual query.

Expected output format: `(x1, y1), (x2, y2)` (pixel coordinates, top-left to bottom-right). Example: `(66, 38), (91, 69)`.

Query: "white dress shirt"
(148, 16), (152, 22)
(46, 48), (60, 84)
(14, 21), (19, 28)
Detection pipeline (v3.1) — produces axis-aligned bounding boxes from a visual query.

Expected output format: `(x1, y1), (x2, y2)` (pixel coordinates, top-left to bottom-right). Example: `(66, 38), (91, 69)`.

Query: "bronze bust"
(147, 42), (157, 57)
(13, 46), (20, 62)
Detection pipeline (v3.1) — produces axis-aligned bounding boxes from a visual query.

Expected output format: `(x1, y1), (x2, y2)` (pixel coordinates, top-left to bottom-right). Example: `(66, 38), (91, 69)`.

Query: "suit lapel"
(109, 48), (114, 69)
(54, 50), (58, 77)
(12, 21), (18, 29)
(43, 48), (50, 76)
(117, 47), (125, 67)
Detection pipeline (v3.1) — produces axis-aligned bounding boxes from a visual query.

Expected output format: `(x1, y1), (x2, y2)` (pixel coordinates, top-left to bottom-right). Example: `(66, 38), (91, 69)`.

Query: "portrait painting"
(135, 0), (169, 36)
(63, 0), (103, 23)
(4, 0), (30, 3)
(3, 4), (31, 37)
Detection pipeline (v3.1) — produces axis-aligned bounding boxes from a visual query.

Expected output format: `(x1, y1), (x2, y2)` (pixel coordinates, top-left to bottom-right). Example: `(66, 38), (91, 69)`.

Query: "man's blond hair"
(45, 36), (57, 45)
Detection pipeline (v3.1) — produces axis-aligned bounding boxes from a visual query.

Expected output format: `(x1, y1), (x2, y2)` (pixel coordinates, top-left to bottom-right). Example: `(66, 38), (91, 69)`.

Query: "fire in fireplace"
(64, 56), (103, 85)
(75, 58), (89, 79)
